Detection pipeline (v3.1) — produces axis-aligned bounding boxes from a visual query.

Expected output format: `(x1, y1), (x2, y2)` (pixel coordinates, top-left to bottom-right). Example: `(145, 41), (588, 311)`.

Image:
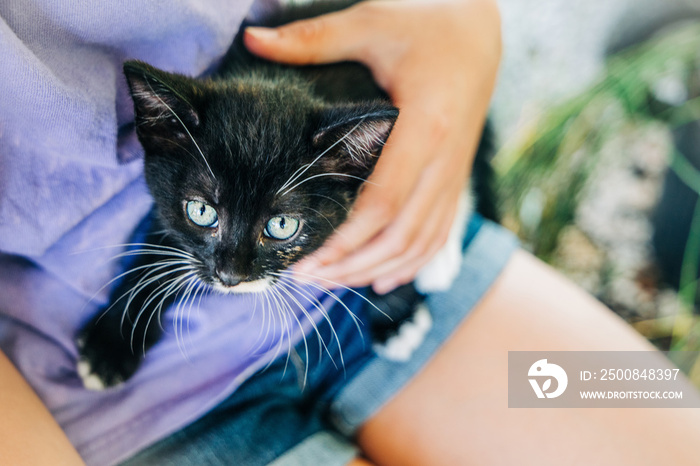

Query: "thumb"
(243, 6), (370, 65)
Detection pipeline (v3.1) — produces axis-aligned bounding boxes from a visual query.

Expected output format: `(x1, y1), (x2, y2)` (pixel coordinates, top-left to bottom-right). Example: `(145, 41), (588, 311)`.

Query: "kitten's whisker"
(257, 287), (288, 372)
(277, 117), (368, 194)
(251, 289), (273, 355)
(250, 291), (266, 349)
(189, 280), (207, 340)
(267, 288), (283, 363)
(174, 274), (200, 360)
(154, 278), (206, 344)
(180, 279), (204, 352)
(300, 206), (349, 241)
(280, 292), (294, 379)
(119, 263), (177, 330)
(195, 281), (209, 320)
(273, 272), (366, 343)
(148, 135), (210, 172)
(124, 263), (194, 330)
(285, 270), (390, 321)
(291, 277), (365, 339)
(132, 268), (193, 332)
(282, 173), (377, 198)
(277, 277), (351, 356)
(305, 193), (350, 214)
(151, 273), (196, 357)
(265, 287), (294, 376)
(111, 246), (200, 265)
(278, 287), (297, 383)
(274, 278), (343, 372)
(269, 286), (310, 387)
(90, 259), (187, 333)
(89, 259), (188, 325)
(267, 286), (294, 377)
(171, 275), (192, 358)
(144, 80), (217, 181)
(80, 242), (198, 260)
(144, 272), (197, 356)
(274, 281), (338, 371)
(121, 263), (195, 329)
(113, 250), (200, 264)
(130, 271), (193, 353)
(276, 279), (326, 367)
(262, 289), (279, 356)
(249, 290), (260, 324)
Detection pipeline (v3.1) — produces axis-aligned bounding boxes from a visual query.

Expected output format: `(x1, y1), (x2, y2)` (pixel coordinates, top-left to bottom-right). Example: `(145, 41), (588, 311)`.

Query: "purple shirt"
(0, 1), (341, 464)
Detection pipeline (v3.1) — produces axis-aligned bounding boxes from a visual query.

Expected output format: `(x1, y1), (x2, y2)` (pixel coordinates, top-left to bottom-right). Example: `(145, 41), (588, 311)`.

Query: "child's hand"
(245, 0), (501, 294)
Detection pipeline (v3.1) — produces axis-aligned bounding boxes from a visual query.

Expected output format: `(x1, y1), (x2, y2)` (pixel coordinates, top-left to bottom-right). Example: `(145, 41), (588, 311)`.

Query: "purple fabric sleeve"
(0, 1), (343, 465)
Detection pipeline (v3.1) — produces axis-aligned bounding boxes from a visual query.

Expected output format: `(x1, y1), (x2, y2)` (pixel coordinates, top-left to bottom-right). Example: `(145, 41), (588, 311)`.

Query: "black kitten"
(77, 0), (500, 389)
(77, 2), (402, 389)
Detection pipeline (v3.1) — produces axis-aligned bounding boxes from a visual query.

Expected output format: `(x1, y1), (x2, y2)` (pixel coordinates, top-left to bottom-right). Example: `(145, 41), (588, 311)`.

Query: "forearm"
(0, 351), (84, 465)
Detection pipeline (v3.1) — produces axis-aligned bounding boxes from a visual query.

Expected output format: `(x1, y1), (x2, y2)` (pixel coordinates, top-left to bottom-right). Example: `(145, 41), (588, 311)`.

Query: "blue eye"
(264, 216), (300, 240)
(186, 200), (218, 228)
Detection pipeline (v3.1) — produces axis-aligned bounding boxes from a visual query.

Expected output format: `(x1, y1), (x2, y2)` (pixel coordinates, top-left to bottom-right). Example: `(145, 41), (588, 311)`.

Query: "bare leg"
(357, 250), (700, 465)
(349, 459), (375, 466)
(0, 351), (84, 465)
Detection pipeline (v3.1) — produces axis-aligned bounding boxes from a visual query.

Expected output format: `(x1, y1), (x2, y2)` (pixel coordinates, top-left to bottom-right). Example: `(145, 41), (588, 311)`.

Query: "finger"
(358, 192), (456, 287)
(244, 5), (373, 65)
(330, 187), (458, 287)
(296, 112), (433, 271)
(370, 217), (453, 294)
(323, 187), (454, 282)
(293, 182), (395, 273)
(305, 175), (446, 278)
(312, 118), (470, 278)
(368, 186), (465, 293)
(308, 174), (461, 283)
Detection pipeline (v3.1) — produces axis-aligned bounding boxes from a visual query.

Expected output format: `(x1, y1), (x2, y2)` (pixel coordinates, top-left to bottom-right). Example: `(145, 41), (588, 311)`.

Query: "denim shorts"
(122, 217), (518, 466)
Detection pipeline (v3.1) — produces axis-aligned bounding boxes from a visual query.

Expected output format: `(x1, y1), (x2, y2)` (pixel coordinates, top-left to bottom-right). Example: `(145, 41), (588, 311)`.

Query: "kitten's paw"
(77, 360), (109, 391)
(76, 330), (142, 390)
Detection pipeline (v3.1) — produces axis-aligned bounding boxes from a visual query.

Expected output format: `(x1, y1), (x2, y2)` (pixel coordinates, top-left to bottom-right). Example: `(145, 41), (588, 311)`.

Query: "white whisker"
(305, 193), (350, 213)
(273, 272), (366, 343)
(282, 173), (377, 198)
(267, 287), (295, 377)
(274, 280), (340, 371)
(299, 206), (347, 240)
(143, 273), (196, 355)
(121, 263), (196, 330)
(176, 274), (201, 360)
(130, 270), (193, 353)
(276, 116), (368, 195)
(269, 286), (310, 387)
(274, 278), (345, 368)
(127, 269), (194, 351)
(144, 80), (216, 181)
(90, 258), (188, 325)
(285, 270), (389, 321)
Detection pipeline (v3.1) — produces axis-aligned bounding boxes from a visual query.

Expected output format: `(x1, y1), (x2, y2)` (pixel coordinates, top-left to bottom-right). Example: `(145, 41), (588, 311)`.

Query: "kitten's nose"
(216, 269), (244, 287)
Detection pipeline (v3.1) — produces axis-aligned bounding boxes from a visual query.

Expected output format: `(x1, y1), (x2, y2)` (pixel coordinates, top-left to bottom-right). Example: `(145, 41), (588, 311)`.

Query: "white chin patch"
(214, 277), (272, 294)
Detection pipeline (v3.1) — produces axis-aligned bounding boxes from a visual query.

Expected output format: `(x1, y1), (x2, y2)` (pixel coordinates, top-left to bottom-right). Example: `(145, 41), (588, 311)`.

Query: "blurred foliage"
(492, 22), (700, 384)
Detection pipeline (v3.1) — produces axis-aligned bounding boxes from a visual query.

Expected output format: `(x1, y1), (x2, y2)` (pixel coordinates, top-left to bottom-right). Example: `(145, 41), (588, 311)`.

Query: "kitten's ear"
(313, 105), (399, 176)
(123, 60), (200, 133)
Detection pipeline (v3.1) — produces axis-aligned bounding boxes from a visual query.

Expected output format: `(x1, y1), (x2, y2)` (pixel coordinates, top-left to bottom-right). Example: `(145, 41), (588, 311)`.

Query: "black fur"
(77, 1), (495, 387)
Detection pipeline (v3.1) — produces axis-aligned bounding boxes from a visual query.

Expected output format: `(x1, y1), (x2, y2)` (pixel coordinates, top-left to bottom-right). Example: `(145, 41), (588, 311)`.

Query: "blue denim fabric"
(122, 217), (518, 466)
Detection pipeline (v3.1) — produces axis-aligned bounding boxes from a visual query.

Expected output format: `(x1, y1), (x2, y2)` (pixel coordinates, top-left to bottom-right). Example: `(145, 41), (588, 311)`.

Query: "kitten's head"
(123, 61), (397, 293)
